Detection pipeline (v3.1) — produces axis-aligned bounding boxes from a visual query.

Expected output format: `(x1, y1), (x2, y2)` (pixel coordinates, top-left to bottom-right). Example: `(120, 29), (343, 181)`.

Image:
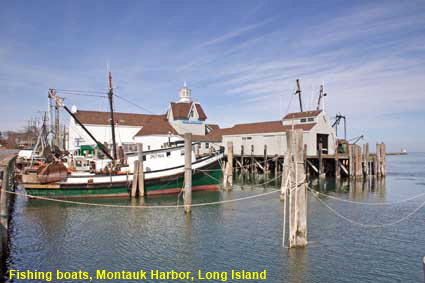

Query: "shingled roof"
(74, 110), (159, 126)
(134, 116), (178, 136)
(74, 110), (179, 137)
(283, 110), (322, 120)
(169, 102), (207, 120)
(220, 121), (316, 136)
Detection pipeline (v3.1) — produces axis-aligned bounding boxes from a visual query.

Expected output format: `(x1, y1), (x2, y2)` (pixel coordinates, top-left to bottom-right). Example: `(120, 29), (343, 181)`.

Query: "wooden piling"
(335, 145), (340, 178)
(287, 129), (307, 248)
(348, 144), (354, 177)
(422, 256), (425, 282)
(363, 143), (369, 176)
(381, 143), (387, 176)
(281, 150), (290, 200)
(274, 155), (278, 176)
(376, 143), (382, 176)
(131, 161), (139, 197)
(264, 144), (268, 173)
(184, 133), (192, 213)
(224, 142), (233, 191)
(354, 145), (363, 177)
(240, 145), (244, 173)
(318, 143), (323, 175)
(137, 143), (144, 197)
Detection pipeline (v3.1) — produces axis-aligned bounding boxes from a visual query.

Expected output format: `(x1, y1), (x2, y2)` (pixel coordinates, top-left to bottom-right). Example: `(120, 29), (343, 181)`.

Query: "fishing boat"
(19, 72), (224, 198)
(21, 146), (223, 198)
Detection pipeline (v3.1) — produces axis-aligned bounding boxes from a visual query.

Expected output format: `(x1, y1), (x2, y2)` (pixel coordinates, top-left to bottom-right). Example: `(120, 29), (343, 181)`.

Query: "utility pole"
(108, 71), (118, 162)
(295, 79), (303, 112)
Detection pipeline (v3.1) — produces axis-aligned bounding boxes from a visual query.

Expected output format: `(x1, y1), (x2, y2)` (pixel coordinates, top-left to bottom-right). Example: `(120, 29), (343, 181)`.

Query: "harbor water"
(6, 154), (425, 282)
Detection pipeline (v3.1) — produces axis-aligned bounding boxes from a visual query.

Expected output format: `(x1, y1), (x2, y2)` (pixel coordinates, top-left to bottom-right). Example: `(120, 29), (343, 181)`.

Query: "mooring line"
(308, 187), (425, 205)
(6, 188), (281, 209)
(308, 187), (425, 228)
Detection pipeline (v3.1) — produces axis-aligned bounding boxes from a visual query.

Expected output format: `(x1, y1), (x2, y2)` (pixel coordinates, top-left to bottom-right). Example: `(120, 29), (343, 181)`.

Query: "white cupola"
(178, 81), (191, 103)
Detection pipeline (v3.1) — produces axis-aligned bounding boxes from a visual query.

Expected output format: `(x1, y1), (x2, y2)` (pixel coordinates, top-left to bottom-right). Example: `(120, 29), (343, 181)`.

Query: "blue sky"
(1, 0), (425, 151)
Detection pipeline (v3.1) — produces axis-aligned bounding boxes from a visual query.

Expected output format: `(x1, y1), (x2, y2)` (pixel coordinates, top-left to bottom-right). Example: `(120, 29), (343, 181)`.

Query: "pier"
(227, 142), (387, 179)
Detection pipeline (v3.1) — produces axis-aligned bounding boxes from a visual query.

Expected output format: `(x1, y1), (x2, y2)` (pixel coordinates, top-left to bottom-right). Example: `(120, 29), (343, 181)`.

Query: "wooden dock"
(229, 143), (387, 178)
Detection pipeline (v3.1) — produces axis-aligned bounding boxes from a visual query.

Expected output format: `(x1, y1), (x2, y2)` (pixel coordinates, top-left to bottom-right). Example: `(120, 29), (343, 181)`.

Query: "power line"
(56, 91), (107, 98)
(56, 89), (108, 95)
(114, 93), (156, 115)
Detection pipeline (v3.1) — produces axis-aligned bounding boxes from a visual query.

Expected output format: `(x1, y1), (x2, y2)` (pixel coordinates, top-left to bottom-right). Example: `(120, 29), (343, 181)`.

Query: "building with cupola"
(68, 82), (219, 154)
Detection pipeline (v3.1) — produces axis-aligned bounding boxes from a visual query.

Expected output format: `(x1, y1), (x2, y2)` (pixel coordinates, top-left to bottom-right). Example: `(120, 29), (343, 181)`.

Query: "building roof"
(206, 124), (220, 131)
(74, 110), (159, 126)
(193, 129), (223, 142)
(74, 110), (179, 137)
(169, 102), (207, 120)
(221, 121), (316, 136)
(134, 116), (178, 136)
(283, 110), (322, 120)
(194, 104), (207, 120)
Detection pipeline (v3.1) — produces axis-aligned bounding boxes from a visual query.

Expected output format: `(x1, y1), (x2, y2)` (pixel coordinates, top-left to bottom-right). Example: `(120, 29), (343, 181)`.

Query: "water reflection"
(6, 155), (425, 283)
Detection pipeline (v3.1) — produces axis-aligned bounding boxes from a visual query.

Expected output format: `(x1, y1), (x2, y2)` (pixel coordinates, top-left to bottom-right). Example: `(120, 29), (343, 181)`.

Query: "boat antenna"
(108, 71), (118, 163)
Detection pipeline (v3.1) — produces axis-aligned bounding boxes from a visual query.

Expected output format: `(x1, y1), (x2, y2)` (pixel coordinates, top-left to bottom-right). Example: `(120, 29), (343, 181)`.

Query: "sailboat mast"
(108, 71), (118, 161)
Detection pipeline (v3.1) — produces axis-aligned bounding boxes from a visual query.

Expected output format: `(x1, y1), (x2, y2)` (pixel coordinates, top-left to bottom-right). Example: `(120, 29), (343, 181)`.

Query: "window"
(308, 117), (314, 122)
(205, 142), (209, 149)
(300, 118), (307, 123)
(147, 146), (151, 150)
(166, 151), (171, 157)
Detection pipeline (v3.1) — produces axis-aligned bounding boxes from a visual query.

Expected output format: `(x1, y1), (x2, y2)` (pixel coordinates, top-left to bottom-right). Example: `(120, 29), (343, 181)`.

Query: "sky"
(1, 0), (425, 151)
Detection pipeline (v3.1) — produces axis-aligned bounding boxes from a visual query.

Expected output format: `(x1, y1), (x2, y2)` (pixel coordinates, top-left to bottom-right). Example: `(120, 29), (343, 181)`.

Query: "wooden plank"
(339, 161), (349, 175)
(306, 160), (319, 173)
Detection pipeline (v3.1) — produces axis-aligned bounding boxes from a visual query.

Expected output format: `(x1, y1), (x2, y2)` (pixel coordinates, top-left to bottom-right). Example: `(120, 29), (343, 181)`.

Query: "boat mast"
(295, 79), (303, 112)
(108, 71), (118, 162)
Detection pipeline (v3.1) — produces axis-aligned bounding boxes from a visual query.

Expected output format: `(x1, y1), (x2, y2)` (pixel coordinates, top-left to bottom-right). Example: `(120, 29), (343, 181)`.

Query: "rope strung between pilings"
(5, 188), (281, 209)
(308, 188), (425, 205)
(307, 187), (425, 228)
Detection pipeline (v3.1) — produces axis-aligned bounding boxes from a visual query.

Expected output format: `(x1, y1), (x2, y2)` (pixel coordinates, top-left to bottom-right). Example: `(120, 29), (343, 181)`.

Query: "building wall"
(221, 112), (336, 156)
(223, 133), (287, 156)
(68, 119), (141, 152)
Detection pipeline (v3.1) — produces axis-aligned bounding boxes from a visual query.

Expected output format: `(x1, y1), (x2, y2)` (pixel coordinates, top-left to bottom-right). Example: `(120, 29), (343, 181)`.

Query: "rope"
(308, 187), (425, 228)
(308, 188), (425, 206)
(6, 189), (280, 209)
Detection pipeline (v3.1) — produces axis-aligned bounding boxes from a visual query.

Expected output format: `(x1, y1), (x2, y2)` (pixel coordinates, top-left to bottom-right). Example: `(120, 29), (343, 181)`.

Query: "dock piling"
(224, 142), (233, 191)
(184, 133), (192, 213)
(137, 143), (145, 197)
(287, 129), (307, 248)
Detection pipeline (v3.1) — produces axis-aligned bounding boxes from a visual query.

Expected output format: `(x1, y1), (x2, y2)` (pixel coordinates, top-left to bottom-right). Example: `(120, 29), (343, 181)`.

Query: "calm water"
(6, 154), (425, 282)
